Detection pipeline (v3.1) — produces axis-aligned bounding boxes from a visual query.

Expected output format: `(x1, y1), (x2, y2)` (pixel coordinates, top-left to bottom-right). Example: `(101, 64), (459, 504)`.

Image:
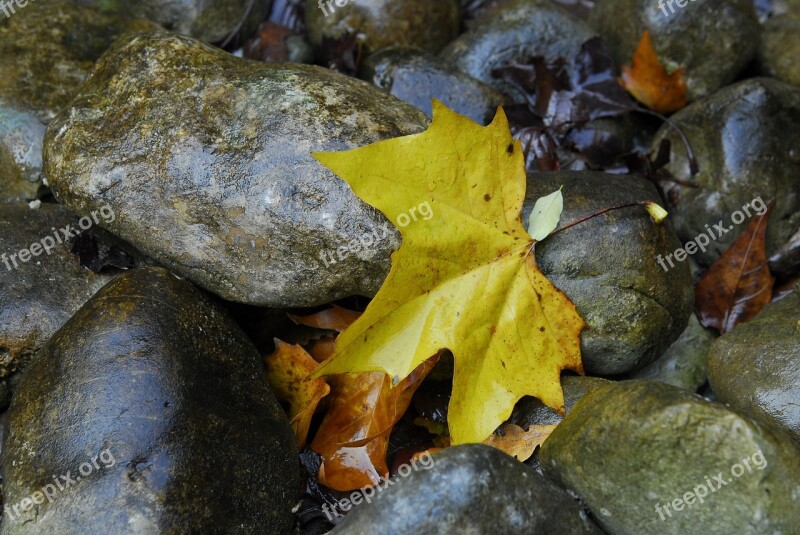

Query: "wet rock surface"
(707, 286), (800, 442)
(1, 267), (299, 534)
(759, 3), (800, 87)
(525, 171), (693, 375)
(440, 0), (595, 99)
(331, 444), (602, 534)
(305, 0), (461, 55)
(0, 203), (142, 409)
(590, 0), (759, 101)
(510, 375), (611, 429)
(628, 313), (714, 391)
(540, 381), (800, 535)
(654, 78), (800, 265)
(44, 32), (428, 307)
(360, 47), (506, 125)
(82, 0), (268, 43)
(0, 0), (158, 202)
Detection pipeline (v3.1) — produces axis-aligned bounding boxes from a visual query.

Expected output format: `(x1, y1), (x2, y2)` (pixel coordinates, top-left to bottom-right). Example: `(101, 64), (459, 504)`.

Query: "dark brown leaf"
(695, 207), (775, 333)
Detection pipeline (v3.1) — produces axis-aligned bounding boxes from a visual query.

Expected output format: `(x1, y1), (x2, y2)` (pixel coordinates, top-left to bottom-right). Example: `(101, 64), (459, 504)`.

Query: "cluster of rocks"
(0, 0), (797, 533)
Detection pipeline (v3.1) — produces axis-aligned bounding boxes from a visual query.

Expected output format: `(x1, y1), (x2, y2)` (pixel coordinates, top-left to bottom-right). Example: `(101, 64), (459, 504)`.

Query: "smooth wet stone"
(510, 375), (611, 429)
(707, 286), (800, 442)
(0, 203), (143, 409)
(1, 267), (298, 533)
(439, 0), (595, 100)
(525, 171), (693, 375)
(590, 0), (759, 101)
(628, 313), (714, 391)
(332, 444), (602, 534)
(305, 0), (460, 55)
(44, 32), (428, 307)
(81, 0), (267, 43)
(540, 381), (800, 535)
(359, 47), (505, 125)
(653, 78), (800, 265)
(0, 0), (158, 202)
(759, 8), (800, 87)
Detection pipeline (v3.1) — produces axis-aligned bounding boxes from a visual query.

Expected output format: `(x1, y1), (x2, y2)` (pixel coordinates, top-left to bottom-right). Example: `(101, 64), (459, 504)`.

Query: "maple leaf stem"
(550, 201), (656, 236)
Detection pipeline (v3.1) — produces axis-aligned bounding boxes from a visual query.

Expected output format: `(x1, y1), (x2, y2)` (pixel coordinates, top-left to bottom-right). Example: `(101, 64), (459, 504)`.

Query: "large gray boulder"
(653, 78), (800, 265)
(707, 287), (800, 442)
(332, 445), (602, 534)
(44, 32), (428, 307)
(540, 381), (800, 535)
(527, 171), (693, 375)
(1, 267), (299, 533)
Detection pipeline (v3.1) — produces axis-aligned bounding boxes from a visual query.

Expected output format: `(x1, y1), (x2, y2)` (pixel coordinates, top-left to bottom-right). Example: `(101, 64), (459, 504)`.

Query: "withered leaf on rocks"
(695, 207), (775, 333)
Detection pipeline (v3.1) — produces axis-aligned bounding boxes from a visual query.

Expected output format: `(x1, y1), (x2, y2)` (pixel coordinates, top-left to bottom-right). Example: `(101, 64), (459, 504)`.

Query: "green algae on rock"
(524, 172), (693, 375)
(332, 444), (603, 534)
(360, 47), (506, 125)
(305, 0), (461, 55)
(0, 0), (159, 203)
(590, 0), (759, 101)
(44, 32), (428, 307)
(653, 78), (800, 266)
(1, 267), (299, 534)
(540, 381), (800, 535)
(707, 287), (800, 442)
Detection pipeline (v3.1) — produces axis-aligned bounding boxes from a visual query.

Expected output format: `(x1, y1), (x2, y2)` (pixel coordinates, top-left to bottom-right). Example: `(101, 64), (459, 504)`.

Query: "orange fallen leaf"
(289, 305), (363, 333)
(264, 340), (331, 448)
(695, 207), (775, 333)
(484, 423), (558, 461)
(620, 30), (687, 113)
(311, 357), (438, 491)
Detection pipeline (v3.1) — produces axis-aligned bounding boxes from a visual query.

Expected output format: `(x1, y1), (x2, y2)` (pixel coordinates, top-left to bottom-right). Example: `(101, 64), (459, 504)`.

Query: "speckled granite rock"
(44, 32), (428, 307)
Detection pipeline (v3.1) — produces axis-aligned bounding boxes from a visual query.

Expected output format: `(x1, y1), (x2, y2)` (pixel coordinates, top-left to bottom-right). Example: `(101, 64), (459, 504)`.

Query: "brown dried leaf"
(620, 31), (687, 113)
(310, 357), (438, 491)
(264, 340), (331, 448)
(289, 305), (363, 333)
(695, 208), (775, 333)
(484, 422), (558, 461)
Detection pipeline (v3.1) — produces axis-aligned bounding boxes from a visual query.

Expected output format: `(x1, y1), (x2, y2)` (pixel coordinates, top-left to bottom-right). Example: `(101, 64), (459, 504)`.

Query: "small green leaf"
(527, 187), (564, 241)
(643, 201), (668, 224)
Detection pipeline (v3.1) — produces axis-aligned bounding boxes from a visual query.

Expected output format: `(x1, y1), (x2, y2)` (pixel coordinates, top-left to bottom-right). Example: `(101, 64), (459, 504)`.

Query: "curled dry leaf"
(311, 357), (439, 491)
(264, 340), (331, 448)
(484, 423), (558, 461)
(620, 30), (687, 113)
(289, 305), (364, 333)
(695, 207), (775, 333)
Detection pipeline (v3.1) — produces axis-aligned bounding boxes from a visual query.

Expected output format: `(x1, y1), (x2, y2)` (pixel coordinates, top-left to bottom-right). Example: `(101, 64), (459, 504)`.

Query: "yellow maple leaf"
(311, 101), (586, 444)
